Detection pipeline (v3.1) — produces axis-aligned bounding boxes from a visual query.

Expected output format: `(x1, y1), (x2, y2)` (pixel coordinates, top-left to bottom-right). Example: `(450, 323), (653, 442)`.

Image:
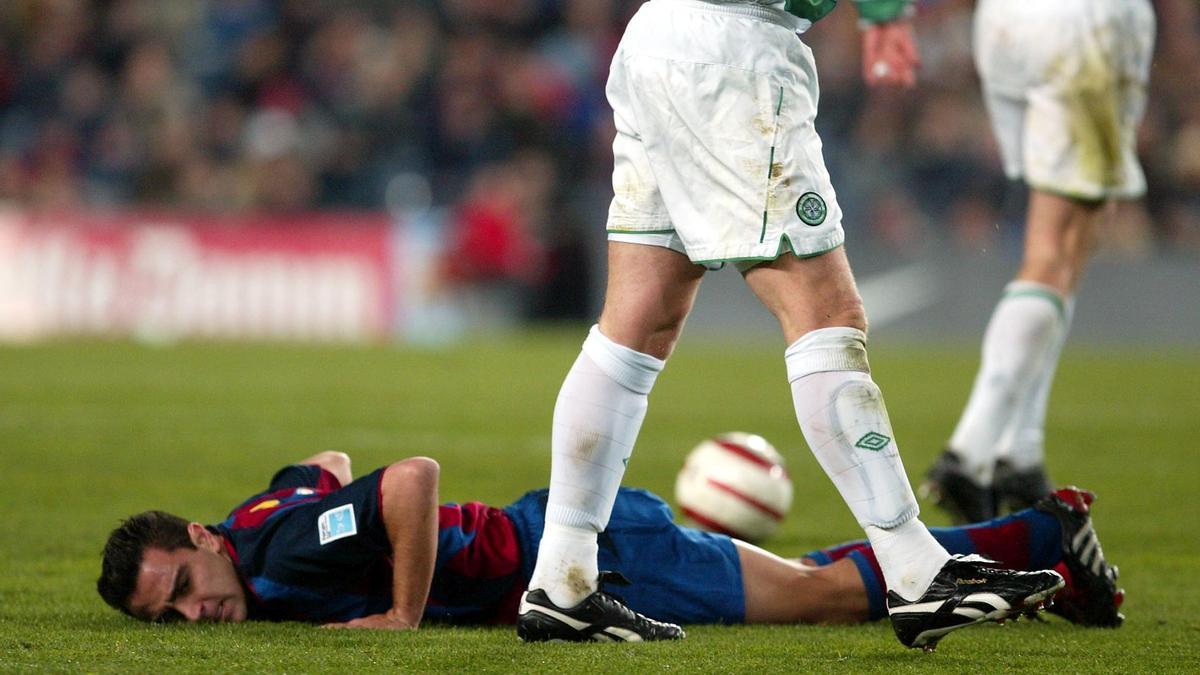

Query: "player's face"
(127, 535), (248, 624)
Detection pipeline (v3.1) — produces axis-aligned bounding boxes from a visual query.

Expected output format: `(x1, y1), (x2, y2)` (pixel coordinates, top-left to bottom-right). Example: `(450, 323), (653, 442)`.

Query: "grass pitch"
(1, 328), (1197, 672)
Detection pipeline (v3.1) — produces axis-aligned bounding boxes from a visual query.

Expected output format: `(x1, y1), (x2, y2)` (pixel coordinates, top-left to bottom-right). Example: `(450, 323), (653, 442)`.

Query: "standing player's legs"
(991, 0), (1156, 512)
(520, 242), (702, 640)
(743, 250), (1063, 648)
(741, 250), (949, 602)
(932, 192), (1102, 521)
(992, 192), (1106, 507)
(932, 0), (1155, 522)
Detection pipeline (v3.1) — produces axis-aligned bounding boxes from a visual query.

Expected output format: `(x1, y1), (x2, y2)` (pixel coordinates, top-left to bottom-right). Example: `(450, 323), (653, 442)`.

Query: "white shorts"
(605, 0), (843, 268)
(974, 0), (1156, 201)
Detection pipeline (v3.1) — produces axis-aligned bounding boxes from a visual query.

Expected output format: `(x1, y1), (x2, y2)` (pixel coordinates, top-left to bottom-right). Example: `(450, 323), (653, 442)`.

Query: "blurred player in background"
(519, 0), (1063, 650)
(97, 452), (1123, 632)
(924, 0), (1157, 523)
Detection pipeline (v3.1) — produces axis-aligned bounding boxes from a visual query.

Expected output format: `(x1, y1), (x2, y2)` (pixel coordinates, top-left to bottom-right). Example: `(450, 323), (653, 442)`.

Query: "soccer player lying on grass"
(97, 452), (1122, 640)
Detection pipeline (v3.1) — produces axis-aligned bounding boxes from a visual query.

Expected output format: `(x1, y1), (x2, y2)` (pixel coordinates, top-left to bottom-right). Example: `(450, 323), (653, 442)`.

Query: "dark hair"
(97, 510), (195, 618)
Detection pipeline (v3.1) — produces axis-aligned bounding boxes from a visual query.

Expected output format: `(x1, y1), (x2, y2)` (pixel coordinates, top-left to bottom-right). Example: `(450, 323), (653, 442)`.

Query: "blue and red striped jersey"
(212, 464), (523, 624)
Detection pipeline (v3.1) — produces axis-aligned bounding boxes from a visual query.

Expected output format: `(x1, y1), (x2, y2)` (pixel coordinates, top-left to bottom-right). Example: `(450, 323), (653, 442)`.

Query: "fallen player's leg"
(791, 487), (1121, 627)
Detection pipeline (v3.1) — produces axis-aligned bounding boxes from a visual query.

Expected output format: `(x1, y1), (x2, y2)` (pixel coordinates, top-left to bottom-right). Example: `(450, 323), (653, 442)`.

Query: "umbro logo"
(855, 432), (891, 451)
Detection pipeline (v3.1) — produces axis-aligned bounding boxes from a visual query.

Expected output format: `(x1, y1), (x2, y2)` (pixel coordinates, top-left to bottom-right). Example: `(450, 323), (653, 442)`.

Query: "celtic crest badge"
(795, 192), (827, 226)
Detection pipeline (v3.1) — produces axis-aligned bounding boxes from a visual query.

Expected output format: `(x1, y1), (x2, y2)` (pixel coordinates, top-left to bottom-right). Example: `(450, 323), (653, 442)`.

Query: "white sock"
(786, 327), (949, 599)
(998, 295), (1075, 470)
(866, 519), (951, 601)
(949, 281), (1066, 483)
(528, 325), (664, 607)
(528, 523), (598, 608)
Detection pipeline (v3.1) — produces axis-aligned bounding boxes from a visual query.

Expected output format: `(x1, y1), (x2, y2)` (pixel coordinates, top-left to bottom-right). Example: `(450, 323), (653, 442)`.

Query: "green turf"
(1, 329), (1198, 672)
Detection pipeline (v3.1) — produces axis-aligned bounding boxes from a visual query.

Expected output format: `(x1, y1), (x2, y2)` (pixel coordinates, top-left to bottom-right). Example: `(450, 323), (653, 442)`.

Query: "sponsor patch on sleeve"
(317, 503), (357, 545)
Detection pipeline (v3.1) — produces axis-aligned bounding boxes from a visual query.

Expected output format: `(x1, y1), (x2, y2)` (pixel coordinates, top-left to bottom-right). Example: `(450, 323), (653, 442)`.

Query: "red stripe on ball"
(705, 477), (786, 520)
(715, 439), (790, 479)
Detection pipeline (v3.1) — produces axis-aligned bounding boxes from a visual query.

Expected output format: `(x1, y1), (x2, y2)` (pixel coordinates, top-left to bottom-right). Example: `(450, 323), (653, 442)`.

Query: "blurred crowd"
(1, 0), (1197, 313)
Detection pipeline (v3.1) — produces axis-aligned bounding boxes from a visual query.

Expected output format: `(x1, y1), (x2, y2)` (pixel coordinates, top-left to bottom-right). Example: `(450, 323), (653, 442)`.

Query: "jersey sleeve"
(783, 0), (911, 24)
(851, 0), (913, 23)
(267, 464), (344, 492)
(783, 0), (837, 23)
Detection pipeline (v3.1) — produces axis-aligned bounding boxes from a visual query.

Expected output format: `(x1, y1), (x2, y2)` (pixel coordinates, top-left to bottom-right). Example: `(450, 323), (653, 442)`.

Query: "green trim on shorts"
(607, 228), (676, 234)
(1002, 288), (1066, 320)
(760, 86), (786, 244)
(779, 235), (840, 260)
(690, 239), (844, 268)
(761, 151), (774, 244)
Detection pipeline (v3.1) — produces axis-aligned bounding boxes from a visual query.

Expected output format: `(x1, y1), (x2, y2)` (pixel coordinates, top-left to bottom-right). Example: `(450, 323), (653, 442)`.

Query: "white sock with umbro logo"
(786, 327), (949, 600)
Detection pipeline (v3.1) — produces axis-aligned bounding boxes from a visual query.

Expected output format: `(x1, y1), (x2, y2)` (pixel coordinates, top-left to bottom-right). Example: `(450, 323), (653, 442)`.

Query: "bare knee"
(599, 242), (704, 359)
(742, 250), (869, 343)
(1018, 252), (1084, 293)
(1022, 191), (1104, 293)
(820, 296), (868, 334)
(603, 291), (692, 353)
(641, 320), (687, 360)
(598, 309), (688, 360)
(776, 294), (868, 344)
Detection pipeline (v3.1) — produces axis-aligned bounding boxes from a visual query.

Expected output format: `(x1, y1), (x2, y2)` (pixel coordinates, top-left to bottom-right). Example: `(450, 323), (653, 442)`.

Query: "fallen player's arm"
(324, 457), (440, 630)
(297, 450), (353, 486)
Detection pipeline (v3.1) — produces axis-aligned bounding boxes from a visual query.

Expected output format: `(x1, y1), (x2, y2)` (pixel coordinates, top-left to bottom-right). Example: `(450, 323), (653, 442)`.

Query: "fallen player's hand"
(862, 20), (920, 88)
(322, 610), (418, 631)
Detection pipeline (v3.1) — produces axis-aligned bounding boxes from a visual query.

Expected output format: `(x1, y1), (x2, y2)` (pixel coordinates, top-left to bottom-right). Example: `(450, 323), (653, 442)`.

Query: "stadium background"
(1, 0), (1198, 344)
(1, 1), (1198, 672)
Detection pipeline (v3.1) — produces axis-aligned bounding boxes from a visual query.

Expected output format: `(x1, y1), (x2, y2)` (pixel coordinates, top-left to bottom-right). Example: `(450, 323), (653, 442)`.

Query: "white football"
(674, 432), (792, 542)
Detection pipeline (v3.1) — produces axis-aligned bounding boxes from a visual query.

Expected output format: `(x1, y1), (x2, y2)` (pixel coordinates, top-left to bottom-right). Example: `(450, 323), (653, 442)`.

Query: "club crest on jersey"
(317, 504), (357, 545)
(796, 192), (827, 226)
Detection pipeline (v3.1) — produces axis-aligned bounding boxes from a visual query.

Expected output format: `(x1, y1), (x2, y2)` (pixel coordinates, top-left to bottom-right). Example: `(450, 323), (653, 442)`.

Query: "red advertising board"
(0, 211), (397, 342)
